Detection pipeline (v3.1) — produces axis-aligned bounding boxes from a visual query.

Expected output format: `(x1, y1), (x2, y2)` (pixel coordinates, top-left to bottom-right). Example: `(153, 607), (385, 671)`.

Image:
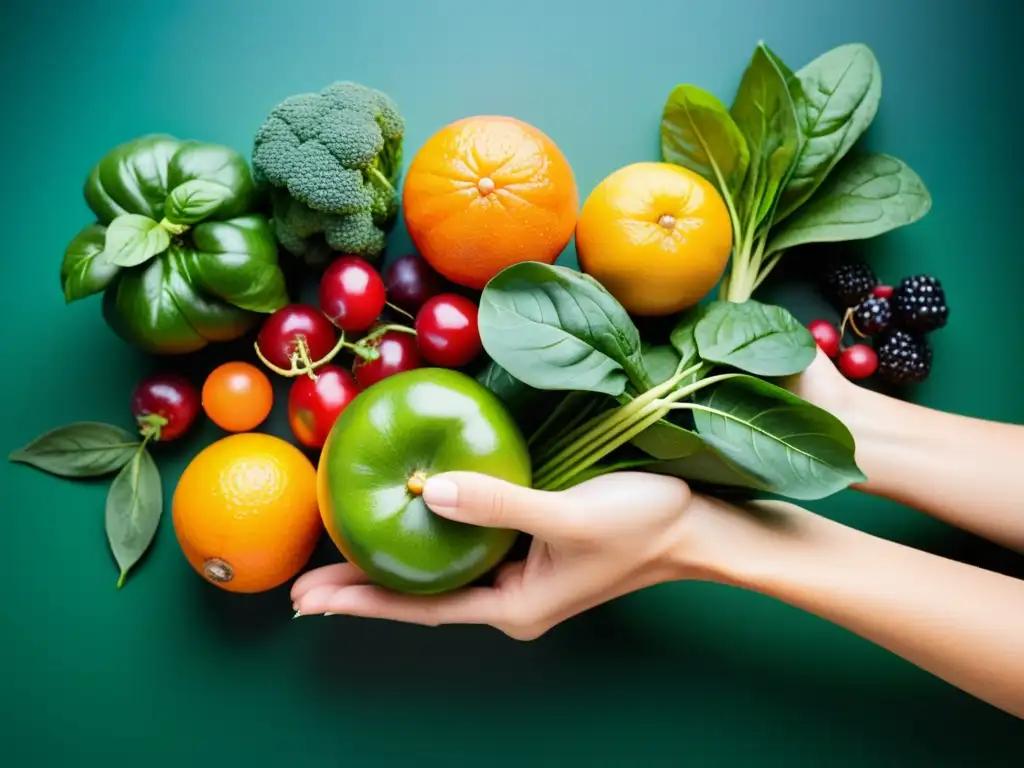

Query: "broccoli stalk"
(252, 81), (405, 266)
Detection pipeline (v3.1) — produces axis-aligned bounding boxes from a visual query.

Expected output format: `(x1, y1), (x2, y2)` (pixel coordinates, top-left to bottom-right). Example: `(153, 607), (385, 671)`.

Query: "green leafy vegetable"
(479, 262), (648, 396)
(655, 444), (769, 493)
(694, 299), (816, 376)
(641, 344), (682, 386)
(629, 419), (705, 461)
(61, 224), (121, 303)
(9, 422), (140, 478)
(106, 447), (163, 588)
(102, 214), (171, 268)
(164, 179), (235, 226)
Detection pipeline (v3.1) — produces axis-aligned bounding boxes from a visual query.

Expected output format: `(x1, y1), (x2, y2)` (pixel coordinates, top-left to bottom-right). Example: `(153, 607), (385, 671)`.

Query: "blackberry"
(852, 296), (892, 336)
(821, 261), (877, 309)
(892, 275), (949, 333)
(876, 328), (932, 385)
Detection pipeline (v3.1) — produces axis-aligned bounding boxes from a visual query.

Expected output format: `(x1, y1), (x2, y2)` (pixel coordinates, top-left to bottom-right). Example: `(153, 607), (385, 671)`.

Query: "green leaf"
(106, 447), (162, 588)
(730, 43), (801, 232)
(669, 305), (706, 380)
(9, 422), (141, 478)
(661, 84), (750, 200)
(60, 223), (121, 303)
(694, 300), (816, 376)
(478, 262), (648, 396)
(774, 44), (882, 223)
(689, 376), (866, 500)
(102, 214), (171, 268)
(630, 419), (706, 461)
(641, 343), (681, 387)
(766, 153), (931, 255)
(654, 444), (770, 493)
(164, 179), (235, 225)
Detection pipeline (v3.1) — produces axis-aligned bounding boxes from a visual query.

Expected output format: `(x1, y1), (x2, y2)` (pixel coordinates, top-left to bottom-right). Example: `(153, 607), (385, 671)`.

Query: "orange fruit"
(202, 361), (273, 432)
(172, 432), (322, 593)
(575, 162), (733, 316)
(402, 115), (579, 290)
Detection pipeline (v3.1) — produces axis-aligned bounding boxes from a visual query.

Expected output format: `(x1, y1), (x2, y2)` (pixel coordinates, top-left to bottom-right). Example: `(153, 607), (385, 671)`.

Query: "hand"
(291, 471), (697, 640)
(782, 346), (856, 416)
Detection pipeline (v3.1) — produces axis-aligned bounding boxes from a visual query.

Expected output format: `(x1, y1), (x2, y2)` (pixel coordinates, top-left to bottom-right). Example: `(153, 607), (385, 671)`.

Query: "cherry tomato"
(287, 365), (362, 449)
(319, 256), (387, 333)
(353, 330), (422, 388)
(383, 254), (442, 314)
(131, 373), (200, 441)
(256, 304), (338, 375)
(202, 361), (274, 432)
(838, 344), (878, 380)
(414, 293), (482, 368)
(807, 319), (840, 359)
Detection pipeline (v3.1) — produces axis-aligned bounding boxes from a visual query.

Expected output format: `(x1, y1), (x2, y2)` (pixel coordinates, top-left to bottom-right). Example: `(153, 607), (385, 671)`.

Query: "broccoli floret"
(252, 81), (404, 265)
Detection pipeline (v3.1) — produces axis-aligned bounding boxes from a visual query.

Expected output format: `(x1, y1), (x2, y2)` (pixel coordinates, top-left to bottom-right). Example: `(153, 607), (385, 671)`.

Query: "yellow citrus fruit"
(172, 432), (321, 593)
(575, 161), (733, 316)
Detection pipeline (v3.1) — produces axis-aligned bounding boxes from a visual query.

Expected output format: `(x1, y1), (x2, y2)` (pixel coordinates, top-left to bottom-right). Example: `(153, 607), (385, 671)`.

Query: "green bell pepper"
(318, 367), (532, 595)
(60, 134), (289, 354)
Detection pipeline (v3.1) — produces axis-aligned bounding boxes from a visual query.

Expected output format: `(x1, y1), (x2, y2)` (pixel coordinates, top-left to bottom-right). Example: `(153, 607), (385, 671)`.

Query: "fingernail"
(292, 610), (302, 619)
(323, 612), (335, 616)
(423, 477), (458, 508)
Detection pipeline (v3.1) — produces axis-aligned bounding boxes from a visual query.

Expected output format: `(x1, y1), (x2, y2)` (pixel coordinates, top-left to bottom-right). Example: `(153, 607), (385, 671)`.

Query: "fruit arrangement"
(10, 40), (938, 600)
(808, 259), (949, 385)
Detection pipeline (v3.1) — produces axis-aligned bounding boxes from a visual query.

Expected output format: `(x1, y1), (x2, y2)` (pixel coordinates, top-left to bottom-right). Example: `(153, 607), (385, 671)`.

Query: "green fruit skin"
(318, 367), (532, 595)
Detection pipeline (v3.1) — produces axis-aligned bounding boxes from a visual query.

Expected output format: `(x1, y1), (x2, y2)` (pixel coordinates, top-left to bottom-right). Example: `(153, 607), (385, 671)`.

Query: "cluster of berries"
(808, 261), (949, 385)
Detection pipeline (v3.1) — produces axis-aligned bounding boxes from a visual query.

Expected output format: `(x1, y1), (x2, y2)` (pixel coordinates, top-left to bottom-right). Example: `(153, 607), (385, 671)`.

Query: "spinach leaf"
(476, 358), (561, 437)
(106, 447), (162, 588)
(654, 444), (769, 493)
(694, 300), (816, 376)
(689, 376), (865, 500)
(164, 179), (235, 226)
(669, 305), (705, 371)
(103, 214), (171, 268)
(774, 43), (882, 223)
(641, 343), (681, 386)
(766, 153), (931, 255)
(478, 262), (647, 396)
(60, 224), (122, 303)
(630, 419), (706, 461)
(661, 84), (750, 200)
(9, 422), (141, 478)
(730, 43), (800, 232)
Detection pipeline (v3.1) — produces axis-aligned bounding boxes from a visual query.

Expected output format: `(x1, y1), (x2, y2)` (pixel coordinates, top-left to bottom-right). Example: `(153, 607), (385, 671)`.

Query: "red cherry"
(353, 331), (422, 388)
(319, 256), (387, 333)
(383, 254), (443, 314)
(130, 373), (201, 441)
(808, 319), (841, 358)
(872, 284), (894, 300)
(287, 365), (361, 449)
(256, 304), (338, 375)
(414, 293), (482, 368)
(838, 344), (878, 380)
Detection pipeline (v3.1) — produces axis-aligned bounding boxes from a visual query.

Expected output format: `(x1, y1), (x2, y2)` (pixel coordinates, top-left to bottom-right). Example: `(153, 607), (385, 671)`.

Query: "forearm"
(680, 496), (1024, 719)
(837, 385), (1024, 552)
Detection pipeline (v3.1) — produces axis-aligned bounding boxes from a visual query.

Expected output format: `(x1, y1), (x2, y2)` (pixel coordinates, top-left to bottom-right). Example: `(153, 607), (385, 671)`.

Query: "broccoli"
(252, 81), (405, 266)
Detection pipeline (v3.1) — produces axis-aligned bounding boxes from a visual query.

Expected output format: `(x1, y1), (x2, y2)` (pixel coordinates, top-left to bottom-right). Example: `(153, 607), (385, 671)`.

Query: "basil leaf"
(60, 223), (121, 303)
(694, 300), (816, 376)
(102, 214), (171, 267)
(774, 43), (882, 223)
(654, 445), (770, 493)
(9, 422), (141, 478)
(641, 344), (681, 386)
(478, 262), (647, 396)
(164, 179), (235, 225)
(690, 376), (865, 500)
(106, 447), (162, 588)
(631, 419), (705, 461)
(766, 153), (932, 255)
(730, 43), (800, 231)
(661, 84), (750, 200)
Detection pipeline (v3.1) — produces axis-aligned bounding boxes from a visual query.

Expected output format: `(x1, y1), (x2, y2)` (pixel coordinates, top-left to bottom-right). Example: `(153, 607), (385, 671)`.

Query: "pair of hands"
(291, 351), (849, 637)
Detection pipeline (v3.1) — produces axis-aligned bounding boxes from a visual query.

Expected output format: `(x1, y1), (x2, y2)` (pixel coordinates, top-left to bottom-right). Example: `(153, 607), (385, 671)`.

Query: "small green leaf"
(694, 300), (816, 376)
(164, 179), (235, 226)
(102, 214), (171, 268)
(669, 305), (706, 379)
(9, 422), (141, 478)
(766, 153), (932, 255)
(661, 84), (750, 200)
(60, 223), (121, 303)
(106, 447), (162, 588)
(654, 445), (770, 493)
(640, 344), (681, 387)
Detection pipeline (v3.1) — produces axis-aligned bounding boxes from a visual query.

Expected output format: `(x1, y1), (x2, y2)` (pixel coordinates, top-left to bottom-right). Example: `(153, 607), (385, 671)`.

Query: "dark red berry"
(256, 304), (338, 374)
(808, 319), (841, 358)
(872, 285), (894, 300)
(383, 254), (442, 314)
(319, 256), (387, 333)
(852, 296), (892, 336)
(130, 373), (201, 441)
(287, 365), (361, 449)
(838, 344), (878, 380)
(892, 275), (949, 333)
(415, 294), (483, 368)
(353, 330), (422, 388)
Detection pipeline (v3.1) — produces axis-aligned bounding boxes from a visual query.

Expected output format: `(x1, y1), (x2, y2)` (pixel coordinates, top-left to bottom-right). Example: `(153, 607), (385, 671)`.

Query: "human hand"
(782, 346), (857, 416)
(291, 471), (699, 639)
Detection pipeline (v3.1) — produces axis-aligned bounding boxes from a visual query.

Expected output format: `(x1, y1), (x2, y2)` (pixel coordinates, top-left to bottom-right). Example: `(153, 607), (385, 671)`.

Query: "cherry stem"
(385, 302), (414, 320)
(839, 306), (866, 342)
(137, 414), (167, 442)
(254, 332), (352, 380)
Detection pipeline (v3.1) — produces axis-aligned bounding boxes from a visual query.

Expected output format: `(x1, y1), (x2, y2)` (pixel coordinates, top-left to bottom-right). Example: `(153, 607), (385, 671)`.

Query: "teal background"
(2, 0), (1022, 764)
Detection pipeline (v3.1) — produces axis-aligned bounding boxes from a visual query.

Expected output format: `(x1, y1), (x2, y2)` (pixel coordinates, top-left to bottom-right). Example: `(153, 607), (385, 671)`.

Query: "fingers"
(423, 471), (570, 539)
(290, 563), (370, 602)
(294, 583), (503, 628)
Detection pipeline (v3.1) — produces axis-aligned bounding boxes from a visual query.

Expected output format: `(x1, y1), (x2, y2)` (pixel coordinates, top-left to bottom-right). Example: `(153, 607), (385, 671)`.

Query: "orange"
(202, 361), (273, 432)
(402, 115), (579, 290)
(575, 162), (733, 316)
(172, 432), (322, 593)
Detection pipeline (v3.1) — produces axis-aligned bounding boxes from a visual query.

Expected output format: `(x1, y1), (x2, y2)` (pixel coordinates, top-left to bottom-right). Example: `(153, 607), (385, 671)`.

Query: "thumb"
(422, 471), (567, 539)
